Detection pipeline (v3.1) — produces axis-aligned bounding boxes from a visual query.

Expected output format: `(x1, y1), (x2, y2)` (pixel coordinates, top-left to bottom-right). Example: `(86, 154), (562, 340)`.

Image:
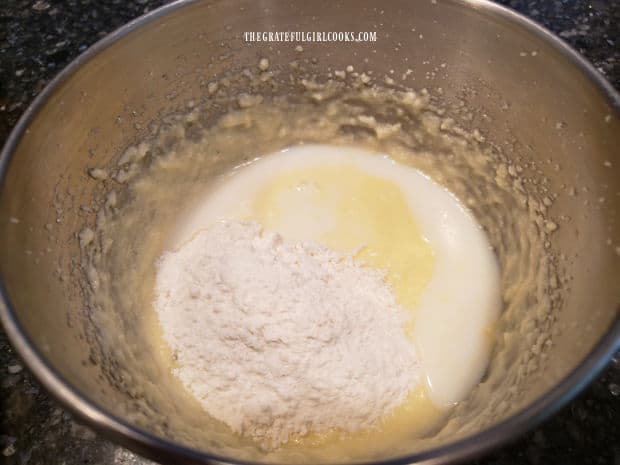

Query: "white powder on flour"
(155, 220), (420, 448)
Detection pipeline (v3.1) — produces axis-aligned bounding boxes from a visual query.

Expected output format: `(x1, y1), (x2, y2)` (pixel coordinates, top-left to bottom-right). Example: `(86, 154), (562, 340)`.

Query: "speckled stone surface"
(1, 1), (619, 464)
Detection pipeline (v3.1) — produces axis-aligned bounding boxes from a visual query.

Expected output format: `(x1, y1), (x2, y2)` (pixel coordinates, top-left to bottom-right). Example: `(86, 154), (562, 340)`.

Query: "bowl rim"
(1, 0), (619, 464)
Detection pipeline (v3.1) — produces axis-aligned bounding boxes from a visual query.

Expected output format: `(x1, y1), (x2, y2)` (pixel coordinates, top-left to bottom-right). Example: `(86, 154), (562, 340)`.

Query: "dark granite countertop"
(1, 1), (619, 464)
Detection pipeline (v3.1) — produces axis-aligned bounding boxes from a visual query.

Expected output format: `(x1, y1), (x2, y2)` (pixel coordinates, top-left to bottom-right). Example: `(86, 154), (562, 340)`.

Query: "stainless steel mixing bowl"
(1, 0), (619, 464)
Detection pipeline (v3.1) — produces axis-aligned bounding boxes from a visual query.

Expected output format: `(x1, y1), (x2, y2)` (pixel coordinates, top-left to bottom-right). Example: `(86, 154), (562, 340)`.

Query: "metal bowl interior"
(0, 0), (619, 464)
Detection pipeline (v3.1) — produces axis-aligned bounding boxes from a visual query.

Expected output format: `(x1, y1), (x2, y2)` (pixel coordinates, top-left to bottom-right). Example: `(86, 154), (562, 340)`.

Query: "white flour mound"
(155, 220), (420, 448)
